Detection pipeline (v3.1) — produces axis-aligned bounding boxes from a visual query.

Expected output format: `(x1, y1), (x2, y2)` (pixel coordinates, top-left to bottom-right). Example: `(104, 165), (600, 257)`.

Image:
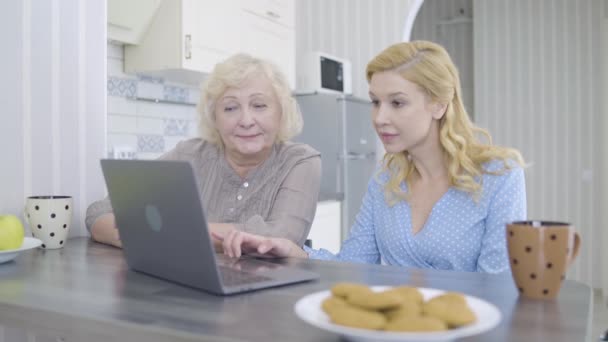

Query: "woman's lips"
(236, 133), (262, 139)
(379, 133), (398, 142)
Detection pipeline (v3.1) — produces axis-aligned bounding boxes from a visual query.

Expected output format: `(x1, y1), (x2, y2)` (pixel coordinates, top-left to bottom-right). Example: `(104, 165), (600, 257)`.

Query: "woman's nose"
(238, 109), (256, 127)
(373, 105), (389, 124)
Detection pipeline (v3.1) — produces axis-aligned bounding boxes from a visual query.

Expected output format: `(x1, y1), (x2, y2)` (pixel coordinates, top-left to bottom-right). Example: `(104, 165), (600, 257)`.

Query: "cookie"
(382, 286), (424, 305)
(347, 290), (404, 310)
(321, 296), (349, 315)
(331, 283), (372, 299)
(383, 300), (422, 320)
(422, 294), (476, 327)
(328, 306), (387, 330)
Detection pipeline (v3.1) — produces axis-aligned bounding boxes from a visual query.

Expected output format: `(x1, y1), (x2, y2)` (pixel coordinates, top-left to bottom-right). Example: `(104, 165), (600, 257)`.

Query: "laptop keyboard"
(217, 265), (273, 287)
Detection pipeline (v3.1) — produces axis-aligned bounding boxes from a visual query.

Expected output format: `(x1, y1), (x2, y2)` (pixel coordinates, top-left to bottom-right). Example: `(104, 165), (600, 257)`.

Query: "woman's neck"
(408, 123), (448, 183)
(410, 151), (447, 183)
(224, 147), (272, 179)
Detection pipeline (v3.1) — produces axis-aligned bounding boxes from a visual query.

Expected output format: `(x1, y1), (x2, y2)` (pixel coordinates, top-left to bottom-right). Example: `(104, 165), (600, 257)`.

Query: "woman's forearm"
(90, 213), (122, 248)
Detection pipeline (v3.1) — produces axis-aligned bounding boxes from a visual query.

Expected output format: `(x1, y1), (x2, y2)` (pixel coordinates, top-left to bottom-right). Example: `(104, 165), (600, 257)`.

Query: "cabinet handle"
(341, 152), (376, 160)
(266, 10), (280, 19)
(184, 34), (192, 60)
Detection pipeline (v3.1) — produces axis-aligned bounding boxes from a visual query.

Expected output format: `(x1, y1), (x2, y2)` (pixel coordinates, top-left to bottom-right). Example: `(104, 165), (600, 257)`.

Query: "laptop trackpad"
(216, 254), (282, 273)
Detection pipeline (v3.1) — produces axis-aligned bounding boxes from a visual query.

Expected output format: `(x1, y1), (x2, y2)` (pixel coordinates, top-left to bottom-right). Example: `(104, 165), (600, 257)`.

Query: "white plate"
(0, 237), (42, 264)
(294, 286), (501, 342)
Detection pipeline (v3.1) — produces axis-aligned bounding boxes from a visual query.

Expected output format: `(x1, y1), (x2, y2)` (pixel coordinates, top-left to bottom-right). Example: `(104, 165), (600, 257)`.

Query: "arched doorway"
(406, 0), (475, 119)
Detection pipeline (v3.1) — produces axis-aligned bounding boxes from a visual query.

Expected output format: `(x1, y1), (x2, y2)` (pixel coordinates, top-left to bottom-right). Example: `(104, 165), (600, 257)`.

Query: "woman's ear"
(431, 102), (448, 120)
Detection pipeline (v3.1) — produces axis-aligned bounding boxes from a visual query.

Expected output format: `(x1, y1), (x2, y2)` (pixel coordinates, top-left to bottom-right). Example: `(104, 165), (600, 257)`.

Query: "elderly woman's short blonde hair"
(197, 54), (303, 147)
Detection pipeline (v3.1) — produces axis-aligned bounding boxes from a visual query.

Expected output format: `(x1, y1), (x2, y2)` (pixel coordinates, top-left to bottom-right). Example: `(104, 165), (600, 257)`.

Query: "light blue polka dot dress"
(306, 160), (527, 274)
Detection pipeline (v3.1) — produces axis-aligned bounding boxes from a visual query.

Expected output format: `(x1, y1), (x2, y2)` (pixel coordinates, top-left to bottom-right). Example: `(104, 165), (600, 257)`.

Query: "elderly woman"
(86, 54), (321, 248)
(216, 41), (527, 274)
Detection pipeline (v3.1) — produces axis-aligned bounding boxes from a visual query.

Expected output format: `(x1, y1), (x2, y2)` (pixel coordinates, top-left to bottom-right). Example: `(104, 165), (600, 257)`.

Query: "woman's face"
(369, 70), (444, 154)
(214, 75), (282, 160)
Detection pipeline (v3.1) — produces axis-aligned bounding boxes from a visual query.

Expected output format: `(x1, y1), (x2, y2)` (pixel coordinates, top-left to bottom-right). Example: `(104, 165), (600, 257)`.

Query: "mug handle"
(23, 206), (30, 227)
(567, 232), (581, 266)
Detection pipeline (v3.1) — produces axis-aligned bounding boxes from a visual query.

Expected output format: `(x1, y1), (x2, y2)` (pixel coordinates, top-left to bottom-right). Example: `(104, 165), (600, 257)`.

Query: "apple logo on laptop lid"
(144, 204), (162, 232)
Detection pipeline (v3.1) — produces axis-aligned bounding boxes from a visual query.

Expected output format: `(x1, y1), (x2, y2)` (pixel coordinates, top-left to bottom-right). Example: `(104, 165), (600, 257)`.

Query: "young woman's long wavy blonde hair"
(366, 41), (524, 203)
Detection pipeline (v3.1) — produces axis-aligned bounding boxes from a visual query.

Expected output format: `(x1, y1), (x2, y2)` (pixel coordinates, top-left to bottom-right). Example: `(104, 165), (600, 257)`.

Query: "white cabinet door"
(181, 0), (241, 73)
(124, 0), (295, 86)
(240, 10), (295, 89)
(241, 0), (295, 28)
(108, 0), (162, 44)
(307, 201), (341, 254)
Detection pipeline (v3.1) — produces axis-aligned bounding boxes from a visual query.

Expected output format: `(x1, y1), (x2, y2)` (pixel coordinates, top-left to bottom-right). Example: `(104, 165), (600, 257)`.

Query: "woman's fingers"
(217, 230), (295, 259)
(257, 238), (294, 257)
(210, 230), (224, 242)
(258, 240), (275, 255)
(223, 230), (240, 258)
(231, 231), (246, 258)
(222, 230), (262, 258)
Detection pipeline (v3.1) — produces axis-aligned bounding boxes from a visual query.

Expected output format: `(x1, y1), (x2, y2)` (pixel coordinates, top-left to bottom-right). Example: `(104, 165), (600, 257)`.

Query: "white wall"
(295, 0), (416, 99)
(0, 0), (107, 339)
(0, 0), (106, 237)
(473, 0), (604, 289)
(602, 6), (608, 298)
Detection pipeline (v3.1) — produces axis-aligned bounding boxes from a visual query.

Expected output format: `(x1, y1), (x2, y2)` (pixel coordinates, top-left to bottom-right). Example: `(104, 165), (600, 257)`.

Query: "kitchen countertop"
(317, 192), (344, 202)
(0, 238), (593, 342)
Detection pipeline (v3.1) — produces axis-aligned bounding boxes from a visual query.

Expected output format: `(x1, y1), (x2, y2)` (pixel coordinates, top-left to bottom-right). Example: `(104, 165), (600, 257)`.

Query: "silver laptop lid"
(100, 159), (319, 295)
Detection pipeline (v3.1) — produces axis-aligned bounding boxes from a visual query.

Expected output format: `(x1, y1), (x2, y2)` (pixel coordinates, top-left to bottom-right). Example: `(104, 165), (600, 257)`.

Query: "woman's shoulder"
(480, 158), (525, 195)
(481, 158), (524, 175)
(276, 142), (321, 161)
(161, 138), (218, 161)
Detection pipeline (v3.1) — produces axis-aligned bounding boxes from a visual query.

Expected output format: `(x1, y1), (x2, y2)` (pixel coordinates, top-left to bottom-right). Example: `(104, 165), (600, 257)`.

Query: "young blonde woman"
(215, 41), (526, 274)
(87, 54), (321, 249)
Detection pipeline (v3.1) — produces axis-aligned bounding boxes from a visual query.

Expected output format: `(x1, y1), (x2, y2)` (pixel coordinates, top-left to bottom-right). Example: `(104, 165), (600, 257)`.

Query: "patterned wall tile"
(136, 134), (165, 153)
(137, 75), (163, 84)
(163, 118), (190, 136)
(164, 85), (188, 103)
(137, 81), (163, 100)
(107, 77), (137, 98)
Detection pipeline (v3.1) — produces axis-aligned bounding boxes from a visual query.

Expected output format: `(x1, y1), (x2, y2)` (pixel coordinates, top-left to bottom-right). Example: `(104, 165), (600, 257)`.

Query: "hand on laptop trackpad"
(217, 254), (281, 273)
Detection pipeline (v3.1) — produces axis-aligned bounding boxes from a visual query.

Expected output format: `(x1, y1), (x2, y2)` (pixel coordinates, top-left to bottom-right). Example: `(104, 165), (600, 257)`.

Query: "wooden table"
(0, 238), (593, 341)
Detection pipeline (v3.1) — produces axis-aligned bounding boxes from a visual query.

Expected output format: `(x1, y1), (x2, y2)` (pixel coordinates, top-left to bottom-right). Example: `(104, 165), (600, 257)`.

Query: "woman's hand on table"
(211, 230), (308, 259)
(90, 213), (122, 248)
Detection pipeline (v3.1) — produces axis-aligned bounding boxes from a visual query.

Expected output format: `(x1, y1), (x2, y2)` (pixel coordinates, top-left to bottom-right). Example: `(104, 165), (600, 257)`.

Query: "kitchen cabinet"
(240, 7), (295, 88)
(107, 0), (162, 45)
(123, 0), (295, 88)
(241, 0), (295, 28)
(307, 200), (341, 254)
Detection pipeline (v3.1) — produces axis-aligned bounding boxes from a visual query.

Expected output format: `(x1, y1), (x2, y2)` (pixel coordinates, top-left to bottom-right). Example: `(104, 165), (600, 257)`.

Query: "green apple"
(0, 215), (25, 251)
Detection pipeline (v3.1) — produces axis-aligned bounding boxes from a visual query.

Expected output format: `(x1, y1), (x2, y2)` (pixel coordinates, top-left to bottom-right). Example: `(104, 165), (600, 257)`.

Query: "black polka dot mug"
(24, 196), (73, 249)
(506, 221), (581, 300)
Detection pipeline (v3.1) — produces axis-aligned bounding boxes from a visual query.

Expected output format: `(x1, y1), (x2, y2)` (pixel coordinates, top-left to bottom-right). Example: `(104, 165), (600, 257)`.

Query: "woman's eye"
(253, 103), (267, 110)
(391, 100), (405, 108)
(370, 99), (380, 107)
(224, 105), (238, 112)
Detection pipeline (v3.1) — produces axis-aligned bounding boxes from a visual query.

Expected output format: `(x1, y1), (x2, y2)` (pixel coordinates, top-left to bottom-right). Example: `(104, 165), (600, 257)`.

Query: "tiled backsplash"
(107, 42), (201, 160)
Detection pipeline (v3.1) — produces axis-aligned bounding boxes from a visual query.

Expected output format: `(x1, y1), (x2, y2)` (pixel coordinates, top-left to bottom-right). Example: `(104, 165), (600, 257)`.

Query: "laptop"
(100, 159), (319, 295)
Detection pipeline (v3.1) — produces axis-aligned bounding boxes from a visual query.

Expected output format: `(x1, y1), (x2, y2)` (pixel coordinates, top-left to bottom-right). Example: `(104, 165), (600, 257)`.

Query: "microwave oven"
(299, 52), (352, 94)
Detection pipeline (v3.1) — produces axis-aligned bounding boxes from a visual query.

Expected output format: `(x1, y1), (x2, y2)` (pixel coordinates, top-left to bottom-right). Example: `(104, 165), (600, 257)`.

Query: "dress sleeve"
(306, 178), (381, 264)
(476, 167), (527, 273)
(238, 155), (321, 246)
(84, 196), (113, 233)
(84, 143), (187, 233)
